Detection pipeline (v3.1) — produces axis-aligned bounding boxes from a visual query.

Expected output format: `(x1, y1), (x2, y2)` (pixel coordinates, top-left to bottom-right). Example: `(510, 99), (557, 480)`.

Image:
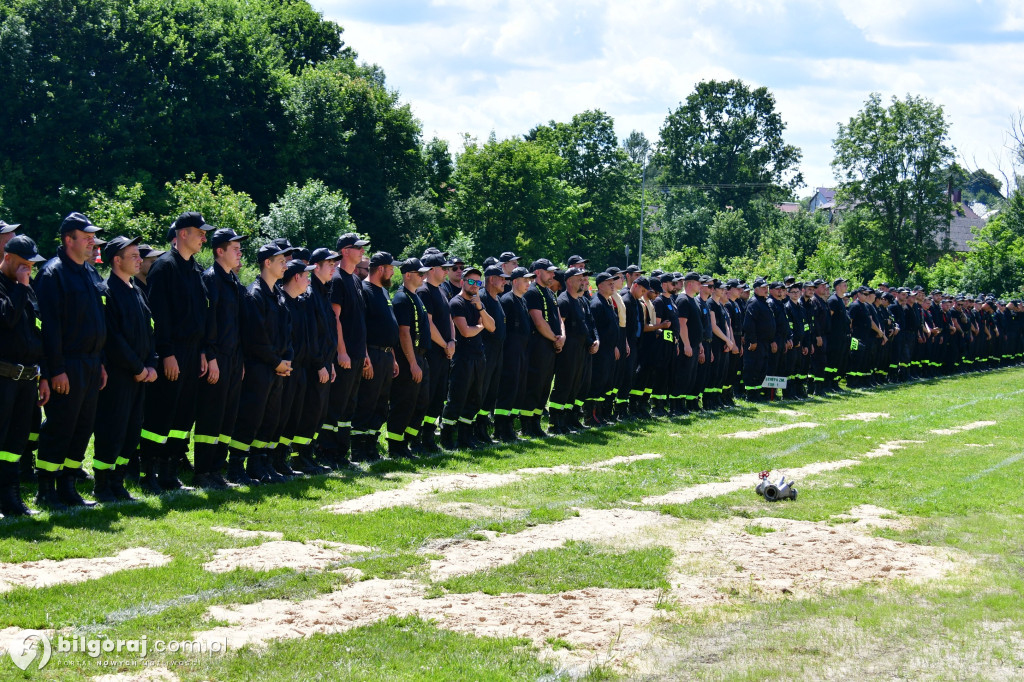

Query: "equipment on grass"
(755, 470), (797, 501)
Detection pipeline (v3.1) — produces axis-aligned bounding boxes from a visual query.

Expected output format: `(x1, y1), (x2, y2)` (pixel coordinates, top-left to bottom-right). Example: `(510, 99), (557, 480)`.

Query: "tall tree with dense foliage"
(447, 135), (585, 264)
(529, 110), (639, 265)
(832, 93), (955, 281)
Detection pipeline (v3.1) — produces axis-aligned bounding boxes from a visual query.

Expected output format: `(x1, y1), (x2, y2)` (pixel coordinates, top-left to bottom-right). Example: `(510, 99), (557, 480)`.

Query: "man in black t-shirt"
(351, 252), (400, 461)
(477, 265), (508, 443)
(386, 258), (431, 459)
(440, 267), (495, 450)
(522, 259), (564, 437)
(495, 267), (535, 441)
(324, 232), (369, 465)
(413, 250), (456, 452)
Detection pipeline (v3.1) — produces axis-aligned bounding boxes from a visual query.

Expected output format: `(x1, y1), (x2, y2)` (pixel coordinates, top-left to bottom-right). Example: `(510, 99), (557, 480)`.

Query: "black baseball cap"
(565, 267), (589, 279)
(625, 264), (645, 274)
(283, 259), (315, 280)
(138, 244), (166, 259)
(683, 271), (700, 282)
(257, 243), (296, 263)
(336, 233), (370, 250)
(700, 275), (714, 285)
(530, 258), (557, 272)
(482, 256), (498, 269)
(60, 212), (103, 234)
(499, 251), (519, 263)
(421, 252), (448, 268)
(292, 247), (311, 262)
(566, 255), (587, 267)
(369, 251), (397, 268)
(508, 266), (535, 281)
(210, 228), (248, 249)
(633, 276), (651, 289)
(752, 277), (768, 288)
(166, 226), (176, 242)
(595, 272), (615, 285)
(401, 257), (431, 274)
(0, 220), (20, 234)
(4, 235), (45, 263)
(484, 264), (508, 278)
(447, 255), (466, 267)
(102, 235), (142, 263)
(783, 276), (796, 286)
(309, 248), (341, 264)
(659, 273), (675, 284)
(833, 277), (848, 288)
(173, 212), (214, 231)
(464, 265), (483, 278)
(812, 278), (825, 286)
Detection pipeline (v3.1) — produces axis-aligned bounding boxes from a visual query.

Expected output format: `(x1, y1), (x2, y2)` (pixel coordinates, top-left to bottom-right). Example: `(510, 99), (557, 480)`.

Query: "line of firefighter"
(1, 213), (1023, 517)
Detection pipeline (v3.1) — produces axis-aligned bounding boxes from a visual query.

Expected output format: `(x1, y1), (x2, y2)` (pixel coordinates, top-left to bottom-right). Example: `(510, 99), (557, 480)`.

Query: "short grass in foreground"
(437, 541), (672, 596)
(0, 367), (1023, 680)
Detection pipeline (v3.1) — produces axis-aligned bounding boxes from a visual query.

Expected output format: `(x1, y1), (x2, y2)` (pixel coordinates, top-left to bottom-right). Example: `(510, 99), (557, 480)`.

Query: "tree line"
(1, 0), (1023, 294)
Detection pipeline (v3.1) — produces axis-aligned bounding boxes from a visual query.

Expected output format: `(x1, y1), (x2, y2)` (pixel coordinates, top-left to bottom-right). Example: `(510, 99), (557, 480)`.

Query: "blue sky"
(312, 0), (1024, 197)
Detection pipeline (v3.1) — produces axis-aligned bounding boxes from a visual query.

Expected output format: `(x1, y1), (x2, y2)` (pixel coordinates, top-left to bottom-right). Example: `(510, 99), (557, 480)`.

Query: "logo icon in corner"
(9, 631), (51, 670)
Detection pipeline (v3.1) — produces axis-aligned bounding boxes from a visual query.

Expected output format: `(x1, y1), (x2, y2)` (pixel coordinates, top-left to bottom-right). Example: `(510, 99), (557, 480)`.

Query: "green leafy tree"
(657, 79), (803, 211)
(260, 179), (354, 252)
(832, 93), (955, 281)
(85, 183), (161, 245)
(165, 173), (259, 254)
(529, 110), (639, 266)
(447, 135), (586, 264)
(703, 209), (755, 273)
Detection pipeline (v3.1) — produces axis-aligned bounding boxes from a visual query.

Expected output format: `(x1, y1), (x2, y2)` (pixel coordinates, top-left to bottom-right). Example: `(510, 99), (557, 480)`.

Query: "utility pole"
(637, 152), (648, 267)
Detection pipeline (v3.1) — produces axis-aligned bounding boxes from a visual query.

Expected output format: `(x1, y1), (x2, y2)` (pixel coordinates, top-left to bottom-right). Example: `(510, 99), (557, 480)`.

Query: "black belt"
(0, 360), (41, 381)
(367, 344), (394, 354)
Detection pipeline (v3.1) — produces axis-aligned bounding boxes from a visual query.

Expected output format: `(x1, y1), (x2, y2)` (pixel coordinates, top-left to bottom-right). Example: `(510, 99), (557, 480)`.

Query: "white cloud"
(316, 0), (1024, 194)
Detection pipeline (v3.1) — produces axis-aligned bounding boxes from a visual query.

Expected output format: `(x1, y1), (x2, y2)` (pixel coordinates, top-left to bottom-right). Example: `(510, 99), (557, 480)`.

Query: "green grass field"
(2, 368), (1024, 680)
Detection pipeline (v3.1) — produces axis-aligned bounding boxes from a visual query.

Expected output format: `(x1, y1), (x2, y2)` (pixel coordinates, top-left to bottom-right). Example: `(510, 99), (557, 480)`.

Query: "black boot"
(57, 471), (95, 507)
(457, 423), (478, 450)
(1, 482), (35, 516)
(109, 470), (137, 501)
(158, 455), (185, 491)
(139, 457), (163, 495)
(92, 470), (119, 503)
(419, 425), (441, 454)
(260, 451), (287, 483)
(34, 472), (66, 510)
(294, 447), (330, 474)
(495, 416), (518, 443)
(227, 454), (258, 486)
(474, 415), (494, 445)
(272, 450), (297, 478)
(123, 453), (140, 483)
(440, 425), (458, 450)
(387, 439), (415, 460)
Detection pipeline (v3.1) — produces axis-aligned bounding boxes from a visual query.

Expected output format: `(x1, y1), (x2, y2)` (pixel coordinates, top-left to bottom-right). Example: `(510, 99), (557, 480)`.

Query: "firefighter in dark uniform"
(0, 235), (49, 516)
(649, 274), (680, 415)
(693, 276), (717, 410)
(441, 266), (495, 449)
(825, 278), (851, 391)
(386, 258), (431, 459)
(193, 228), (247, 489)
(441, 256), (465, 300)
(324, 232), (369, 466)
(35, 213), (107, 508)
(675, 273), (702, 414)
(522, 259), (564, 438)
(766, 283), (791, 396)
(139, 211), (213, 492)
(725, 280), (745, 404)
(618, 275), (647, 417)
(742, 278), (776, 401)
(707, 280), (735, 408)
(228, 244), (294, 486)
(550, 268), (592, 433)
(298, 248), (340, 473)
(809, 280), (830, 394)
(352, 252), (400, 461)
(783, 282), (807, 399)
(494, 267), (534, 441)
(92, 236), (157, 502)
(847, 287), (873, 387)
(477, 264), (508, 443)
(413, 250), (456, 453)
(277, 259), (318, 477)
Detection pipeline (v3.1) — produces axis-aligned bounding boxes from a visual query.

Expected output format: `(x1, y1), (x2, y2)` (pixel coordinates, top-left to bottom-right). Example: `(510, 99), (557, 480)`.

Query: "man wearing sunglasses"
(440, 266), (495, 450)
(441, 256), (465, 300)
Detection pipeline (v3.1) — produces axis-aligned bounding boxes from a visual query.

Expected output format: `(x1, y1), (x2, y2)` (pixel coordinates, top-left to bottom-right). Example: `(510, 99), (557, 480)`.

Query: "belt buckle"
(13, 363), (27, 380)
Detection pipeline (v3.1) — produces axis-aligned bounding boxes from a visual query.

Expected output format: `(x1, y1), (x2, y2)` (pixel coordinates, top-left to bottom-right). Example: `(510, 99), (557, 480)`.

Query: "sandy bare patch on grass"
(424, 508), (673, 580)
(426, 502), (530, 520)
(211, 526), (284, 540)
(194, 578), (659, 660)
(203, 541), (372, 573)
(770, 408), (808, 417)
(830, 504), (913, 530)
(721, 422), (820, 439)
(965, 443), (995, 448)
(861, 440), (925, 458)
(323, 454), (663, 515)
(664, 515), (959, 603)
(931, 420), (997, 435)
(642, 458), (860, 506)
(0, 548), (171, 593)
(92, 668), (179, 682)
(837, 412), (890, 422)
(0, 627), (53, 656)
